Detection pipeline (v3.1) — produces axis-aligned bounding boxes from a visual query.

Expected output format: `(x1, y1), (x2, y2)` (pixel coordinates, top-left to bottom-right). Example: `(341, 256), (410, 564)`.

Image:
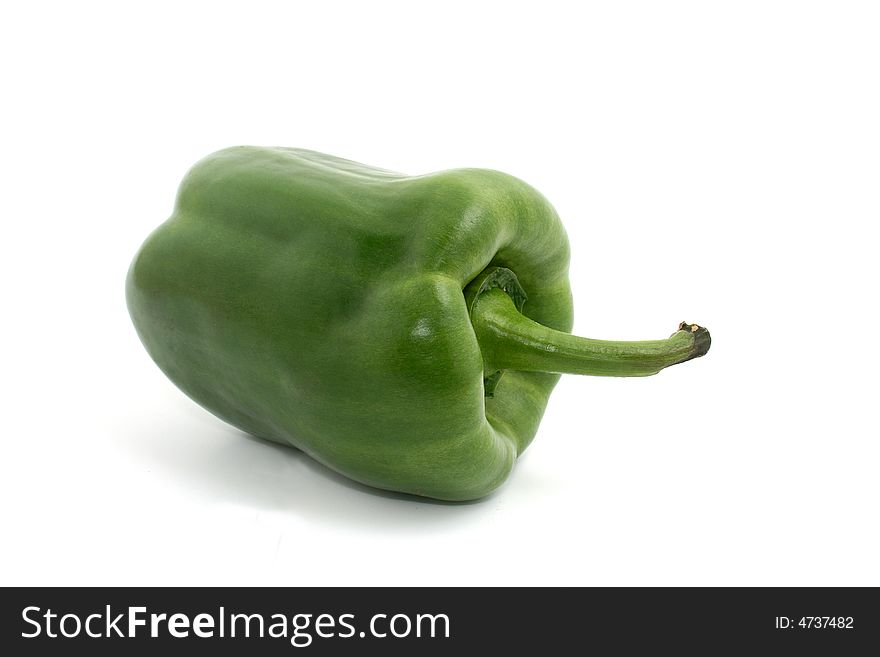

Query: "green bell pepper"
(126, 147), (710, 501)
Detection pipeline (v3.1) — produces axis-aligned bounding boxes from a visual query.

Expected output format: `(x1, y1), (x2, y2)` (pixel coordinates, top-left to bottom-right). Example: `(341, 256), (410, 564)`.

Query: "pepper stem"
(466, 268), (710, 390)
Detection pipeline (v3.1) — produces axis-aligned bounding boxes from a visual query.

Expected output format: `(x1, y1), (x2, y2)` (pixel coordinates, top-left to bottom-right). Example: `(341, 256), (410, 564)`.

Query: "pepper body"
(127, 147), (574, 500)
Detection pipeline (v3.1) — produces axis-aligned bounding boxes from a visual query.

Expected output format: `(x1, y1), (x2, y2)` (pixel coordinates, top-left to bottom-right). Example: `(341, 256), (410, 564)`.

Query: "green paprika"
(126, 147), (710, 501)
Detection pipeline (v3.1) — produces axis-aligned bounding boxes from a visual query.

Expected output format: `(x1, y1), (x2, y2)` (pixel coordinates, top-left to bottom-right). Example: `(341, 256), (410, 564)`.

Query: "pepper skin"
(126, 147), (710, 501)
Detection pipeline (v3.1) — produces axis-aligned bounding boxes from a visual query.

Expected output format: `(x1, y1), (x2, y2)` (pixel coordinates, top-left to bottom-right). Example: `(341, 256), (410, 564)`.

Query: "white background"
(3, 1), (878, 586)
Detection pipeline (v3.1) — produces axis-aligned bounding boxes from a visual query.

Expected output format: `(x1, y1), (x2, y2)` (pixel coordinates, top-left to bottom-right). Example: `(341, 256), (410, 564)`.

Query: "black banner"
(2, 587), (877, 654)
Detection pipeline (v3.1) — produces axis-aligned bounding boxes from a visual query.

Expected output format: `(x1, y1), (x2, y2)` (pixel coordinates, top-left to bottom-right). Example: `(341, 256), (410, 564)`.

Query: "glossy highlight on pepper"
(126, 147), (710, 501)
